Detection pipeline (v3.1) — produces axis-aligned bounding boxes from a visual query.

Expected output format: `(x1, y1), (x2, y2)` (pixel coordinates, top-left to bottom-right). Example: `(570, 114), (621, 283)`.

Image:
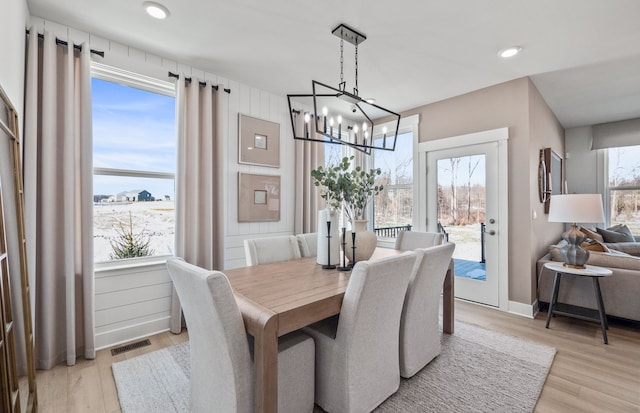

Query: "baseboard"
(95, 316), (171, 350)
(507, 300), (535, 319)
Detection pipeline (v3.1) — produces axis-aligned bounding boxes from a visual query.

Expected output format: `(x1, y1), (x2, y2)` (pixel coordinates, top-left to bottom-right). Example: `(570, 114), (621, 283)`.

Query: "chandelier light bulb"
(382, 126), (388, 134)
(362, 122), (367, 131)
(353, 125), (359, 133)
(337, 115), (342, 124)
(322, 106), (328, 116)
(304, 113), (310, 123)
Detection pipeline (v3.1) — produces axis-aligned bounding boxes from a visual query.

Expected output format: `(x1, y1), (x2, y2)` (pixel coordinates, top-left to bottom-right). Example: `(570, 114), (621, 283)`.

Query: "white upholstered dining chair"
(166, 258), (315, 413)
(243, 235), (301, 266)
(399, 242), (455, 378)
(303, 251), (417, 413)
(296, 233), (318, 258)
(395, 230), (444, 251)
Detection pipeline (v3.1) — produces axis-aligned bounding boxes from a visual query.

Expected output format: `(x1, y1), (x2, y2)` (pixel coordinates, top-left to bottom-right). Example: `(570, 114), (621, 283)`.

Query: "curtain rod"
(168, 72), (231, 94)
(26, 30), (104, 58)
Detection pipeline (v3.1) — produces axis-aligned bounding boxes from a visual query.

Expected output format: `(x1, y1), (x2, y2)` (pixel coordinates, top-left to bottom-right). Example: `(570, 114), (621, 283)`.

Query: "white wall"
(565, 126), (605, 195)
(29, 17), (296, 348)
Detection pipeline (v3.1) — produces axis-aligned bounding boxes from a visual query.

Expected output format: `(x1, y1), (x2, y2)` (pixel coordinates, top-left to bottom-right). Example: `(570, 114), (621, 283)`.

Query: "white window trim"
(93, 167), (174, 180)
(604, 146), (640, 228)
(369, 114), (419, 231)
(91, 63), (176, 268)
(92, 62), (175, 97)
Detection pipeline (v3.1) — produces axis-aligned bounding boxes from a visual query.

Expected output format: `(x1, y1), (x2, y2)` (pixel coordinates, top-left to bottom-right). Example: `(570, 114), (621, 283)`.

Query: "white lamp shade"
(548, 194), (605, 224)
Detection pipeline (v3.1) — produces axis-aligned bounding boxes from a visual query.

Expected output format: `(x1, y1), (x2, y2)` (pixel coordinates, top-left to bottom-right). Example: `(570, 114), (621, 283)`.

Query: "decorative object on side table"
(311, 156), (383, 264)
(548, 194), (605, 269)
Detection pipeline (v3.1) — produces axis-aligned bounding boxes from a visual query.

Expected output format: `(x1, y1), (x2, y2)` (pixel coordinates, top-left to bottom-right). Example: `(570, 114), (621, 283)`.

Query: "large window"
(608, 145), (640, 234)
(373, 131), (413, 233)
(92, 66), (176, 263)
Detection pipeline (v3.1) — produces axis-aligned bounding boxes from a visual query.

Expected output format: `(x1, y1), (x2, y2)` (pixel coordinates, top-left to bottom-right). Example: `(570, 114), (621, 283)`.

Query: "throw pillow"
(580, 239), (609, 252)
(611, 224), (634, 239)
(607, 223), (622, 232)
(597, 226), (635, 243)
(580, 226), (604, 243)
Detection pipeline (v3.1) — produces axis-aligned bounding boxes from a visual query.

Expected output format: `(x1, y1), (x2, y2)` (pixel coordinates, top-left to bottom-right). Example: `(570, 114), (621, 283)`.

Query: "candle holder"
(322, 220), (336, 270)
(349, 231), (357, 268)
(337, 227), (350, 271)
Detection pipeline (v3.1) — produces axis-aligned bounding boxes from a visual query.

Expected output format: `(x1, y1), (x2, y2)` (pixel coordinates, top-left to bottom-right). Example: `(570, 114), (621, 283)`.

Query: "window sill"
(94, 254), (172, 274)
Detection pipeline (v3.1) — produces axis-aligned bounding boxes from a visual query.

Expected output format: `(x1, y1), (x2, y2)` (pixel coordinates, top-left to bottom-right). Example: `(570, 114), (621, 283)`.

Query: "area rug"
(112, 322), (555, 413)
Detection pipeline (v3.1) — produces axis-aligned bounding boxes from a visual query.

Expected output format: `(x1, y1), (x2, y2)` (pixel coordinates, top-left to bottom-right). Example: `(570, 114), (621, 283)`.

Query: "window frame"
(91, 63), (177, 269)
(369, 114), (419, 234)
(605, 145), (640, 231)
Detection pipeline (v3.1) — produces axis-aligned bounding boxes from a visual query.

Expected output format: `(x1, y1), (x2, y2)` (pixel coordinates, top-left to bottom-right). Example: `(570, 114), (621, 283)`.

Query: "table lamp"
(548, 194), (605, 269)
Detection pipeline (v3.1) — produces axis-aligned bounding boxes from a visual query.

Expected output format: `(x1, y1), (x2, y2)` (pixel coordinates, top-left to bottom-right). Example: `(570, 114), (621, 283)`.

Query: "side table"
(543, 262), (613, 344)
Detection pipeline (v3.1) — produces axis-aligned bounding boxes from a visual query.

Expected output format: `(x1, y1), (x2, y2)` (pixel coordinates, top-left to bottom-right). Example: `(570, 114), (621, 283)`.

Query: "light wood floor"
(33, 300), (640, 413)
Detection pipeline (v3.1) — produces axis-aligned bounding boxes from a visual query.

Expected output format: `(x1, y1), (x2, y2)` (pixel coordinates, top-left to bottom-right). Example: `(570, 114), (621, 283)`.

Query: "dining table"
(224, 247), (455, 413)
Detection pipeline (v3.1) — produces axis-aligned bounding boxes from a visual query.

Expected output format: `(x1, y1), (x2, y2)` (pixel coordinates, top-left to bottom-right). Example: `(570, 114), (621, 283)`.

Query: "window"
(373, 131), (414, 234)
(607, 145), (640, 234)
(92, 65), (176, 263)
(324, 141), (346, 167)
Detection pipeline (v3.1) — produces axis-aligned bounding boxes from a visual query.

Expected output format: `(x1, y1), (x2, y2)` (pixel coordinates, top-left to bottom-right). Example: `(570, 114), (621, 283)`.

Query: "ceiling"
(26, 0), (640, 129)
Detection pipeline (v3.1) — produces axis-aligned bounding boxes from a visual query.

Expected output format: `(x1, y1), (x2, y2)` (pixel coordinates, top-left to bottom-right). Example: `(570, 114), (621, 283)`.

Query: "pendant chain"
(340, 37), (344, 89)
(354, 42), (359, 95)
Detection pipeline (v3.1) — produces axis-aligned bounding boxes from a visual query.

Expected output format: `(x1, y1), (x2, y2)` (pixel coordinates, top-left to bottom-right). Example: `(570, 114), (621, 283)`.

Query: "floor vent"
(111, 339), (151, 356)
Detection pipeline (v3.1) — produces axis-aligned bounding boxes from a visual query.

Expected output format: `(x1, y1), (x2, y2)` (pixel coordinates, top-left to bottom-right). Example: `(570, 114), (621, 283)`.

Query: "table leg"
(443, 260), (455, 334)
(253, 317), (279, 412)
(592, 277), (608, 344)
(546, 272), (562, 328)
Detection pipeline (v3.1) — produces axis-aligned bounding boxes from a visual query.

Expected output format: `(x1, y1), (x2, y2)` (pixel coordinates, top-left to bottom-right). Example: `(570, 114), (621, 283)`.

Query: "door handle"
(481, 224), (496, 236)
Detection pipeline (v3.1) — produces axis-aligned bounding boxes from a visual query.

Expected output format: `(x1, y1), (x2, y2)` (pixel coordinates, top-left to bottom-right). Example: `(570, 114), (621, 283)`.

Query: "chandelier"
(287, 24), (401, 154)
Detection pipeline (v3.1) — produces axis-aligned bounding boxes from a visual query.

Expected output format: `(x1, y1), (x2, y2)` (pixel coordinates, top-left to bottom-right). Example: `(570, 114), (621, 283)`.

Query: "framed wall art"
(541, 147), (563, 214)
(238, 173), (281, 222)
(238, 114), (280, 167)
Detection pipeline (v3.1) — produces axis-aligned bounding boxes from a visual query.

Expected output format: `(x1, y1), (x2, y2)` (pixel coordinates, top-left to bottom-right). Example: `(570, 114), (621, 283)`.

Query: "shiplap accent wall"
(29, 17), (296, 348)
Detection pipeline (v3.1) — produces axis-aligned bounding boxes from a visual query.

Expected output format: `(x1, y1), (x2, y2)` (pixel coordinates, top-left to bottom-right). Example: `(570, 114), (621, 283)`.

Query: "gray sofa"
(537, 242), (640, 323)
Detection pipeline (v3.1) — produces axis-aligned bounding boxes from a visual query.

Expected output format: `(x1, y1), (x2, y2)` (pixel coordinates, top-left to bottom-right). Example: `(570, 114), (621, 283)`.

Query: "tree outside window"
(608, 145), (640, 234)
(373, 132), (413, 233)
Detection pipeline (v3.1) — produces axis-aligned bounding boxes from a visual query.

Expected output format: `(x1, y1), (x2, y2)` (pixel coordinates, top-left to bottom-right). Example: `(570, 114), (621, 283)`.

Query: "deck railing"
(437, 222), (449, 242)
(374, 224), (412, 238)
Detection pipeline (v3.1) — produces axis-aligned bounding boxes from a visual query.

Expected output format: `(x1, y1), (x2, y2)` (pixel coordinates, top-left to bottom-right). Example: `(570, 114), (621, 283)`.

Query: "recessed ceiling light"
(144, 1), (170, 19)
(498, 46), (522, 58)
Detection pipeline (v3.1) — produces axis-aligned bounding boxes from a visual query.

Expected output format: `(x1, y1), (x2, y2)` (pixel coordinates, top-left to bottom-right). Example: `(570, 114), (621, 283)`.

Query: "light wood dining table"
(225, 247), (455, 413)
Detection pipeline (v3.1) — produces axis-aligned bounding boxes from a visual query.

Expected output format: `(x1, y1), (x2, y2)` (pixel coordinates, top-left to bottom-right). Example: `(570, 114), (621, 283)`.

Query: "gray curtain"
(171, 77), (223, 333)
(23, 31), (95, 368)
(294, 110), (324, 234)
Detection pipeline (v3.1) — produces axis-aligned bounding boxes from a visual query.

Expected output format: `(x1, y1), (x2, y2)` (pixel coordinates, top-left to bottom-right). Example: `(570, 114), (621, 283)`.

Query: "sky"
(92, 78), (176, 198)
(437, 155), (486, 188)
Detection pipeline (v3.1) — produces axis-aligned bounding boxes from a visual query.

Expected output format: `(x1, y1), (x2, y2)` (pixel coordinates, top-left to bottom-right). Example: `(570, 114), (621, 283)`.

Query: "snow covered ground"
(93, 200), (175, 263)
